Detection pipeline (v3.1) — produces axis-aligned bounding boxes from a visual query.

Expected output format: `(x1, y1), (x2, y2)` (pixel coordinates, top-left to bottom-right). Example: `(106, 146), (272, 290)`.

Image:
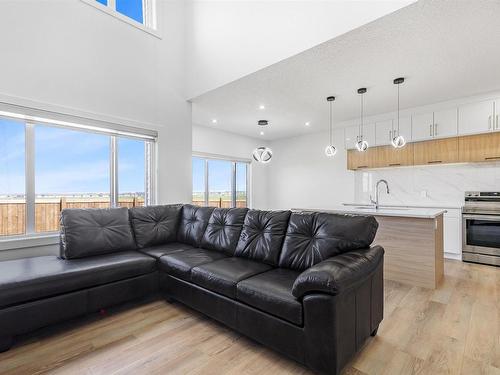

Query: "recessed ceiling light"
(305, 122), (310, 126)
(260, 131), (264, 136)
(259, 105), (265, 110)
(212, 119), (217, 124)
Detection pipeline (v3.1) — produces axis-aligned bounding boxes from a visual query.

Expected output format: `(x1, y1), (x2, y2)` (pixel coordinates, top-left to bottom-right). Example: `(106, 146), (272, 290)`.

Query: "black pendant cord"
(397, 83), (400, 136)
(329, 100), (333, 145)
(359, 94), (364, 139)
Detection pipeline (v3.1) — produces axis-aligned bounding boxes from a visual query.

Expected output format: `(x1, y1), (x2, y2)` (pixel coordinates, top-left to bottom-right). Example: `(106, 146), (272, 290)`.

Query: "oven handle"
(463, 214), (500, 221)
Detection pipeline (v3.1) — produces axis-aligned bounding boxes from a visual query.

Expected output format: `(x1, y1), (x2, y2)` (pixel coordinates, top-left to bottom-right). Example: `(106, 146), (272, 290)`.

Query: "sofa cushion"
(191, 257), (272, 299)
(60, 207), (136, 259)
(279, 212), (379, 271)
(237, 268), (303, 325)
(177, 205), (215, 247)
(137, 242), (195, 259)
(200, 208), (248, 255)
(159, 248), (227, 281)
(0, 252), (156, 309)
(234, 210), (291, 266)
(129, 205), (182, 248)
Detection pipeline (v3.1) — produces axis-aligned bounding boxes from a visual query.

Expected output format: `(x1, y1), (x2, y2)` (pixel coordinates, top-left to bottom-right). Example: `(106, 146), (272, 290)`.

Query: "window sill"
(80, 0), (161, 39)
(0, 233), (59, 251)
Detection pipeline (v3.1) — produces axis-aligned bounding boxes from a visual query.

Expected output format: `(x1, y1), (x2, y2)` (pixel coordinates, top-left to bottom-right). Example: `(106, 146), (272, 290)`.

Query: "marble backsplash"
(353, 162), (500, 208)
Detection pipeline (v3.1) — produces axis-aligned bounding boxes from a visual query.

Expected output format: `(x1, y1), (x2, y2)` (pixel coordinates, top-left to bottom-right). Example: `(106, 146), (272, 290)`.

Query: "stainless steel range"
(463, 191), (500, 266)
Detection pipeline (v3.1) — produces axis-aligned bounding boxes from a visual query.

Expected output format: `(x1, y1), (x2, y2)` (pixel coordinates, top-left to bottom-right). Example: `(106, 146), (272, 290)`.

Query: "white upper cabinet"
(345, 123), (376, 150)
(375, 120), (394, 146)
(458, 99), (495, 135)
(433, 108), (458, 138)
(411, 112), (434, 141)
(375, 117), (411, 146)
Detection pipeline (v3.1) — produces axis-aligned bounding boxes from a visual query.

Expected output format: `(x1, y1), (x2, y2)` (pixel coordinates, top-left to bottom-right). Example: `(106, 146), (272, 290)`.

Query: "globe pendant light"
(391, 77), (406, 148)
(356, 88), (369, 152)
(252, 120), (273, 163)
(252, 146), (273, 163)
(324, 96), (337, 157)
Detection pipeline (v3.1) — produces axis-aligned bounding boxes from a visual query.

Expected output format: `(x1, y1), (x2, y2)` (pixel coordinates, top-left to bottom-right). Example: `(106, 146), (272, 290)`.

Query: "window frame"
(0, 107), (157, 246)
(192, 153), (251, 209)
(81, 0), (160, 39)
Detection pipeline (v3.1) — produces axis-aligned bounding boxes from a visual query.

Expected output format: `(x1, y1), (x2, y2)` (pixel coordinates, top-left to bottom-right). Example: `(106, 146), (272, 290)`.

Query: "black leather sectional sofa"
(0, 204), (384, 375)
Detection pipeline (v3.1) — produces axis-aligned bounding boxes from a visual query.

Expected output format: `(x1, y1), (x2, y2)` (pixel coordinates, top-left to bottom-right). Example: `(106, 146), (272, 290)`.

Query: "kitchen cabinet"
(458, 99), (495, 135)
(433, 108), (458, 138)
(459, 132), (500, 162)
(413, 137), (459, 165)
(347, 147), (381, 170)
(443, 210), (462, 257)
(375, 117), (411, 146)
(412, 109), (457, 141)
(345, 123), (376, 150)
(411, 112), (434, 141)
(377, 143), (414, 167)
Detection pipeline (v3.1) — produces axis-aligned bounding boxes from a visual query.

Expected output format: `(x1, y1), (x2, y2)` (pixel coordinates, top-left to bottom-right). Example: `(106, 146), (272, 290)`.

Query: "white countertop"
(294, 206), (447, 219)
(343, 202), (463, 210)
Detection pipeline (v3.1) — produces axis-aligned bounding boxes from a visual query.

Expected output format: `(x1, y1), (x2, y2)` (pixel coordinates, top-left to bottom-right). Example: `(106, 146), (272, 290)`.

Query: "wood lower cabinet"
(459, 132), (500, 162)
(347, 147), (381, 170)
(377, 143), (414, 167)
(413, 137), (459, 166)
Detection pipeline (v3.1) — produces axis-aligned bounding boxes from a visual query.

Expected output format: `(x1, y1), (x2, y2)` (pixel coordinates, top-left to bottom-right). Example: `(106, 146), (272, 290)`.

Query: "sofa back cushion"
(278, 212), (378, 271)
(129, 204), (182, 248)
(200, 208), (249, 254)
(234, 210), (291, 266)
(60, 207), (136, 259)
(177, 205), (215, 247)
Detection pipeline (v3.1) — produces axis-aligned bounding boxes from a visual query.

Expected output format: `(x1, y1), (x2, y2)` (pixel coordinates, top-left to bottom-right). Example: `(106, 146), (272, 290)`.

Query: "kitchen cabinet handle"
(389, 130), (392, 141)
(428, 160), (442, 164)
(488, 115), (492, 129)
(484, 156), (500, 160)
(429, 124), (433, 136)
(388, 163), (401, 166)
(357, 165), (369, 169)
(434, 123), (438, 136)
(496, 115), (499, 129)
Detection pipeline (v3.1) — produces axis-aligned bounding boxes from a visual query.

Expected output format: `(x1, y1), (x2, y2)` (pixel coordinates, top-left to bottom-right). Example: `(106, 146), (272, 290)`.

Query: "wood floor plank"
(0, 260), (499, 375)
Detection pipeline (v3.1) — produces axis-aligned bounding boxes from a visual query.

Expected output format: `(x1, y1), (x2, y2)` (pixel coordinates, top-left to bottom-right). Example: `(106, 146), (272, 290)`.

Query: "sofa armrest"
(292, 245), (384, 298)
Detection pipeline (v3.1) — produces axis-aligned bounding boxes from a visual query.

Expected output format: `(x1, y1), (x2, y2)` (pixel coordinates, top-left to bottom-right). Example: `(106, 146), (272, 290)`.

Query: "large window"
(192, 156), (249, 208)
(0, 112), (156, 238)
(91, 0), (156, 30)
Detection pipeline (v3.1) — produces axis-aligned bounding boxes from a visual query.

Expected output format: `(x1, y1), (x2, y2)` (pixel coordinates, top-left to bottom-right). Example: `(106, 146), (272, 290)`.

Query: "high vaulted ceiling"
(192, 0), (500, 140)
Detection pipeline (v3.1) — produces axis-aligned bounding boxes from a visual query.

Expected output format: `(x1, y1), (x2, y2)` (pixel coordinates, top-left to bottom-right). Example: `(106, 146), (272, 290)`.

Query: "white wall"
(192, 125), (269, 209)
(266, 129), (355, 210)
(0, 0), (191, 259)
(185, 0), (414, 99)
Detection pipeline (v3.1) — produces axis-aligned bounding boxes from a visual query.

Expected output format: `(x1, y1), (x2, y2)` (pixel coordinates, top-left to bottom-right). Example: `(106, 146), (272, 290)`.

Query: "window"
(91, 0), (156, 30)
(192, 156), (249, 208)
(0, 110), (156, 238)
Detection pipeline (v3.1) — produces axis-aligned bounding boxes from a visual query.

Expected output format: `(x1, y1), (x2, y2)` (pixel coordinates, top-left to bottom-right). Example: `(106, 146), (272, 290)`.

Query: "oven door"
(463, 214), (500, 256)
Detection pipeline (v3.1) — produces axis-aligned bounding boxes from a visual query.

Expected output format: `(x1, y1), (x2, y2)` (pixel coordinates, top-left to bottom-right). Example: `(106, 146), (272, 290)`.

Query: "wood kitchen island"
(295, 207), (446, 289)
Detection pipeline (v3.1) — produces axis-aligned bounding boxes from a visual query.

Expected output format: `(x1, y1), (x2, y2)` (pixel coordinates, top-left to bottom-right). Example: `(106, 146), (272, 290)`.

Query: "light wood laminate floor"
(1, 260), (499, 375)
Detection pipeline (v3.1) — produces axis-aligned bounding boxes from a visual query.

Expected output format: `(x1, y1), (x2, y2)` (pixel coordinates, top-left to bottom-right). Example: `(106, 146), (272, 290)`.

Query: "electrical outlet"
(420, 190), (428, 198)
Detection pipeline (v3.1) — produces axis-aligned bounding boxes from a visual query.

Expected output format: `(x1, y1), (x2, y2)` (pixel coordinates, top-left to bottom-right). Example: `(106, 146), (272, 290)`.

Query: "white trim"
(110, 136), (119, 207)
(25, 123), (36, 234)
(192, 151), (252, 164)
(81, 0), (161, 39)
(0, 233), (59, 252)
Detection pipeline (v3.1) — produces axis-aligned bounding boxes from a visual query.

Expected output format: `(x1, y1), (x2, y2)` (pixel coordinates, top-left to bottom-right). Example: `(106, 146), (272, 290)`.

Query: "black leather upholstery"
(200, 208), (248, 255)
(237, 268), (302, 325)
(177, 205), (215, 247)
(279, 212), (379, 270)
(129, 205), (182, 248)
(0, 252), (156, 308)
(138, 242), (194, 259)
(292, 246), (384, 298)
(158, 248), (227, 281)
(234, 210), (291, 265)
(191, 257), (271, 299)
(60, 207), (136, 259)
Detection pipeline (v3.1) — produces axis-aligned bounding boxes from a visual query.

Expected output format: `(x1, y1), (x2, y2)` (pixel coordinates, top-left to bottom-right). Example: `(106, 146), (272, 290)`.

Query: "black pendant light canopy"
(258, 120), (269, 126)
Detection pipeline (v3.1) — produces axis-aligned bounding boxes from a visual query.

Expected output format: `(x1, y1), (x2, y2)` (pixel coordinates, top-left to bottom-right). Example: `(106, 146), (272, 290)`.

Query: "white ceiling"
(192, 0), (500, 140)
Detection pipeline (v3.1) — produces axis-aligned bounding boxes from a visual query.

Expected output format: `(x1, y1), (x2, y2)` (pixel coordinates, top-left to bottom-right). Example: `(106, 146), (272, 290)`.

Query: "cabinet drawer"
(347, 148), (381, 170)
(459, 132), (500, 162)
(413, 137), (459, 165)
(377, 143), (414, 167)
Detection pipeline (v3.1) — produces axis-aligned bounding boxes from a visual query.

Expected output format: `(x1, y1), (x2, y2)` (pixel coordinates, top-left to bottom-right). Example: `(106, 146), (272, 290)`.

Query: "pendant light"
(356, 88), (369, 152)
(252, 120), (273, 163)
(324, 96), (337, 157)
(391, 77), (406, 148)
